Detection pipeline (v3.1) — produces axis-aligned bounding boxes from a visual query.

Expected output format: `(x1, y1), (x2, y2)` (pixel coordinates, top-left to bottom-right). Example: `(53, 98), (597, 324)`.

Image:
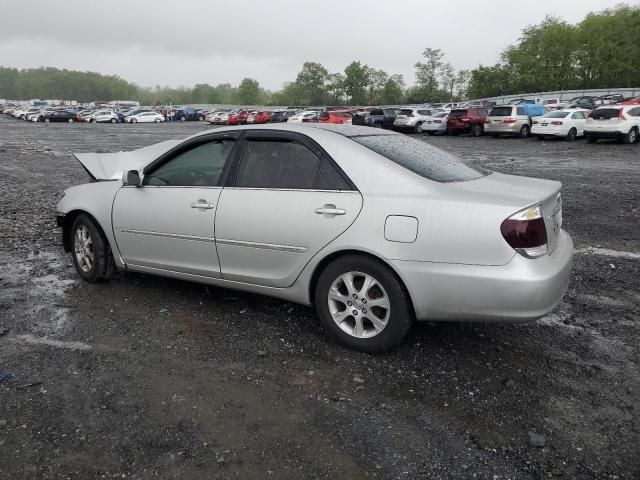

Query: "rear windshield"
(369, 109), (384, 115)
(589, 108), (620, 120)
(448, 109), (467, 118)
(489, 107), (513, 117)
(351, 135), (487, 183)
(543, 111), (570, 118)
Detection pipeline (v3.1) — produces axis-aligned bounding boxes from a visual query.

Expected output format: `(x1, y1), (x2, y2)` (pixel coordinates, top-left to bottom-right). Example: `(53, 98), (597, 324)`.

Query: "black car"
(270, 110), (301, 122)
(39, 110), (76, 123)
(351, 108), (398, 129)
(566, 96), (598, 109)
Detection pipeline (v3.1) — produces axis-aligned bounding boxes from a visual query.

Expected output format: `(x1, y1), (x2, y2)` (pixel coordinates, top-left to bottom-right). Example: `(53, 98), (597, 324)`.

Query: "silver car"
(56, 124), (573, 352)
(485, 105), (533, 138)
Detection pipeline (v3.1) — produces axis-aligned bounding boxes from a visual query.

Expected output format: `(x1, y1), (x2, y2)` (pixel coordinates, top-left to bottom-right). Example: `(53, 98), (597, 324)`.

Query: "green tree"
(293, 62), (330, 105)
(235, 78), (261, 105)
(343, 61), (369, 105)
(380, 74), (405, 104)
(414, 48), (445, 101)
(327, 73), (345, 105)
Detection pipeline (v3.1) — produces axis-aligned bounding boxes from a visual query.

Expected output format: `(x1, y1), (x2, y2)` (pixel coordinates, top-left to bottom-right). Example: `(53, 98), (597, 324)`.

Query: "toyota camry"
(56, 124), (573, 352)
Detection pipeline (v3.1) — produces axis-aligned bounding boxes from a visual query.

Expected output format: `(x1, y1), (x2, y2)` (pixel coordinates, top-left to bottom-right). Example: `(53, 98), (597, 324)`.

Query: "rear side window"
(589, 108), (621, 120)
(351, 135), (486, 183)
(370, 109), (384, 115)
(317, 159), (351, 190)
(235, 139), (320, 189)
(516, 107), (526, 116)
(490, 107), (513, 117)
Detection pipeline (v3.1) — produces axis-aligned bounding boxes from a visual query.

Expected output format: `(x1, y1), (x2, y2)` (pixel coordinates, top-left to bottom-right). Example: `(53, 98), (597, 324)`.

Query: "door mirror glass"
(123, 170), (141, 186)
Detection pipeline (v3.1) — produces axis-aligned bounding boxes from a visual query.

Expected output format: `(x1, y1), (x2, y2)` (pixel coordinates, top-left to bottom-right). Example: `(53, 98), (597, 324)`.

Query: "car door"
(111, 131), (240, 277)
(215, 130), (363, 288)
(571, 111), (587, 135)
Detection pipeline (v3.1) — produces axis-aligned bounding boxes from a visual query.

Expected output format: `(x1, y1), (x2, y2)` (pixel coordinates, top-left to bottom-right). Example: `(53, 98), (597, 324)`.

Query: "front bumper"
(391, 229), (573, 323)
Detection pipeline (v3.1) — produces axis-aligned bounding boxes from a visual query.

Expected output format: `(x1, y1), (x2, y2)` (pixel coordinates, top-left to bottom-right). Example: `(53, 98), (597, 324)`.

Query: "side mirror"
(123, 170), (141, 187)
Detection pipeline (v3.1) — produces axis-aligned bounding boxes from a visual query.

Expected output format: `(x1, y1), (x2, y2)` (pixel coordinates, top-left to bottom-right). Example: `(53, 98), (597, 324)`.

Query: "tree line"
(1, 4), (637, 105)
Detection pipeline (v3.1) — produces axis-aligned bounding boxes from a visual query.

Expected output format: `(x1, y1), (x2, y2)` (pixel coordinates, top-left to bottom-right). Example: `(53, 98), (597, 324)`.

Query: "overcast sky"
(1, 0), (634, 90)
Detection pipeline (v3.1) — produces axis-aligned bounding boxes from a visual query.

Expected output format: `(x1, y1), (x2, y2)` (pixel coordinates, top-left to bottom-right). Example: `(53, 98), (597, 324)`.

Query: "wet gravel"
(0, 116), (638, 479)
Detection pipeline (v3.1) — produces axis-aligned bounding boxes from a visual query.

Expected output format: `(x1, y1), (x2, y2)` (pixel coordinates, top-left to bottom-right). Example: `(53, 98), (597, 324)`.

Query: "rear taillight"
(500, 205), (548, 259)
(484, 119), (491, 124)
(618, 110), (626, 120)
(551, 121), (563, 125)
(503, 118), (517, 124)
(462, 117), (470, 122)
(407, 113), (414, 117)
(532, 120), (539, 124)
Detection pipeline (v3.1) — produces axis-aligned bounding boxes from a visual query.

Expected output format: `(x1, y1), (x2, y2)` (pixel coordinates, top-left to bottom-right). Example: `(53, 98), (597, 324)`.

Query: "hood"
(73, 139), (181, 180)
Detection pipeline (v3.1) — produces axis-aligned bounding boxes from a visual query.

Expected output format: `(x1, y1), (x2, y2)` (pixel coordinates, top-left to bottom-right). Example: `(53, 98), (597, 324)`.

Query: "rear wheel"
(415, 122), (424, 133)
(154, 118), (160, 123)
(110, 118), (117, 123)
(71, 214), (114, 283)
(622, 127), (638, 144)
(566, 128), (577, 142)
(44, 118), (50, 123)
(314, 255), (413, 352)
(519, 124), (530, 138)
(180, 116), (186, 121)
(471, 124), (483, 137)
(132, 118), (137, 123)
(68, 118), (74, 123)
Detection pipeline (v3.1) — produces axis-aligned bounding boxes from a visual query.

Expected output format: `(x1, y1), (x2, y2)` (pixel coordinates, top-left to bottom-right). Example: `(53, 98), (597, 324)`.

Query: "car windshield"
(543, 111), (570, 118)
(351, 135), (487, 183)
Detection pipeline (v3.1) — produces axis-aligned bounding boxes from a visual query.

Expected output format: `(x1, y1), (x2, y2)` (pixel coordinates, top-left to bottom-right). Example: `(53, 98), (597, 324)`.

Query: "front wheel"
(110, 118), (117, 123)
(132, 118), (137, 123)
(71, 214), (114, 283)
(314, 255), (413, 352)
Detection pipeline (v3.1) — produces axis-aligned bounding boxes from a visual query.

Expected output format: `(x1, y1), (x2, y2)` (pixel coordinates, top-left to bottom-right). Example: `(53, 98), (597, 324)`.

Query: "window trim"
(226, 130), (358, 191)
(142, 131), (242, 187)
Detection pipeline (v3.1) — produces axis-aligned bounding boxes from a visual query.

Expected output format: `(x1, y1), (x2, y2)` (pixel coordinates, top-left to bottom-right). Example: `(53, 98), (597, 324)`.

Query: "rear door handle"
(315, 204), (346, 216)
(191, 201), (215, 209)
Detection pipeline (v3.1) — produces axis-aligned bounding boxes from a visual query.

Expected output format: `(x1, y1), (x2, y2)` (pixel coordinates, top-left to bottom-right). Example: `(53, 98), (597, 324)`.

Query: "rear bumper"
(532, 125), (567, 136)
(584, 130), (624, 138)
(485, 123), (523, 134)
(391, 229), (573, 323)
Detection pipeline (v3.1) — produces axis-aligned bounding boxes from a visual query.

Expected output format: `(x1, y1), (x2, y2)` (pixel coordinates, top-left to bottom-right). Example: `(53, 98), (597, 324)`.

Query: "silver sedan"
(56, 124), (573, 351)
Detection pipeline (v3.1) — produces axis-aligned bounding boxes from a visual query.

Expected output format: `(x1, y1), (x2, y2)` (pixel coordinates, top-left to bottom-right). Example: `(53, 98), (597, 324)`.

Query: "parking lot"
(0, 116), (638, 479)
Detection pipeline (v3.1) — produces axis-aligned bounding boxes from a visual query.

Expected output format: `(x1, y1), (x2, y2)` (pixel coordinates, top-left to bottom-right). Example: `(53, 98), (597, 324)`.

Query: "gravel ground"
(0, 116), (638, 480)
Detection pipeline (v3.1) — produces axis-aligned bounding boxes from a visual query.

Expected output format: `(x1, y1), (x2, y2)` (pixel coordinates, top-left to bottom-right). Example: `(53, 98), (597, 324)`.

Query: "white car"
(541, 98), (561, 110)
(126, 112), (165, 123)
(206, 112), (228, 124)
(88, 110), (120, 123)
(584, 105), (640, 144)
(532, 109), (588, 141)
(393, 108), (441, 133)
(287, 111), (319, 124)
(422, 112), (449, 135)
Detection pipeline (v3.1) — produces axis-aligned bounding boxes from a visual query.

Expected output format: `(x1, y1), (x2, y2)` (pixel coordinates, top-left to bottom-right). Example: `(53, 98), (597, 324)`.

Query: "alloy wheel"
(328, 271), (390, 338)
(74, 225), (94, 273)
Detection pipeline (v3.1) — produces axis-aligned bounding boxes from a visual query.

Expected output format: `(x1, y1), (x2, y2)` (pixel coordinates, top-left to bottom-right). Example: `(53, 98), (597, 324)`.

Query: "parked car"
(541, 98), (561, 110)
(446, 107), (490, 136)
(393, 108), (439, 133)
(287, 111), (319, 124)
(422, 112), (449, 135)
(269, 110), (288, 122)
(351, 108), (397, 129)
(621, 96), (640, 105)
(584, 105), (640, 144)
(249, 111), (272, 124)
(485, 104), (545, 138)
(531, 109), (588, 141)
(595, 94), (624, 106)
(39, 110), (77, 123)
(565, 96), (598, 110)
(319, 110), (353, 124)
(56, 124), (572, 352)
(88, 110), (120, 123)
(125, 111), (165, 123)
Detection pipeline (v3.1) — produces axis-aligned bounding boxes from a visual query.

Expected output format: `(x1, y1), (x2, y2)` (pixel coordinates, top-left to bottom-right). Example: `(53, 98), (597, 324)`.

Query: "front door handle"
(315, 204), (346, 216)
(191, 200), (215, 209)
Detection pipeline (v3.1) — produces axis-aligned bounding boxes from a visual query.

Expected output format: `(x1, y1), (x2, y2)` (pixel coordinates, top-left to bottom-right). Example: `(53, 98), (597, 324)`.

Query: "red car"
(227, 110), (244, 125)
(446, 107), (490, 136)
(622, 96), (640, 105)
(251, 111), (272, 124)
(236, 110), (250, 124)
(318, 110), (353, 124)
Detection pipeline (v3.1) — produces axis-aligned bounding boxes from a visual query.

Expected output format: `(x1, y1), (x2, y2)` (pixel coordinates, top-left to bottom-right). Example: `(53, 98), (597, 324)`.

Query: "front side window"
(144, 139), (235, 187)
(351, 134), (487, 183)
(235, 139), (320, 189)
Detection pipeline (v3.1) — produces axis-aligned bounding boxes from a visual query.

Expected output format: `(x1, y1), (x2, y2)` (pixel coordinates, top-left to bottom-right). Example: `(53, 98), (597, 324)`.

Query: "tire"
(415, 122), (424, 133)
(110, 118), (117, 123)
(519, 125), (530, 138)
(132, 118), (137, 123)
(198, 116), (205, 121)
(586, 136), (597, 144)
(471, 124), (483, 137)
(314, 254), (413, 352)
(180, 116), (186, 121)
(154, 118), (160, 123)
(90, 119), (96, 123)
(70, 214), (114, 283)
(622, 127), (638, 144)
(566, 128), (577, 142)
(44, 118), (50, 123)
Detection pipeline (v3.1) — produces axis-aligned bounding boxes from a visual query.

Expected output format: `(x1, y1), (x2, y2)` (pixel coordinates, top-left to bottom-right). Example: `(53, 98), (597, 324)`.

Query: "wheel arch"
(61, 209), (110, 254)
(307, 249), (416, 318)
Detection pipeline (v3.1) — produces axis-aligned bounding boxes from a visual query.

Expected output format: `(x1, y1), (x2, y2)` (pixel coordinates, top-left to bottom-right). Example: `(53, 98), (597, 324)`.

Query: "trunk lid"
(73, 139), (181, 180)
(452, 172), (563, 254)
